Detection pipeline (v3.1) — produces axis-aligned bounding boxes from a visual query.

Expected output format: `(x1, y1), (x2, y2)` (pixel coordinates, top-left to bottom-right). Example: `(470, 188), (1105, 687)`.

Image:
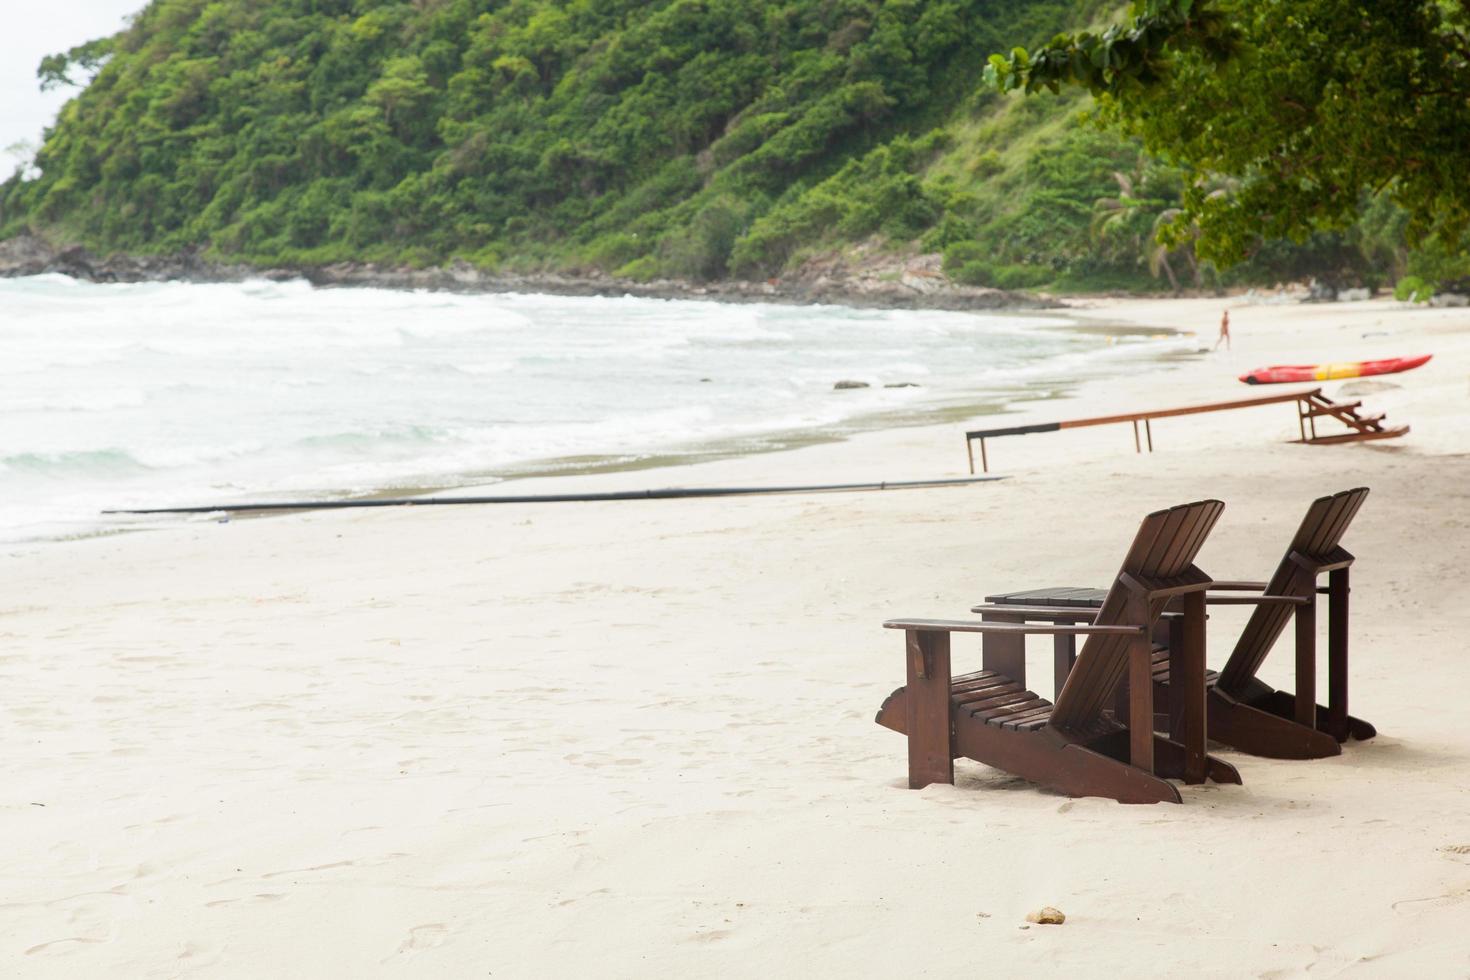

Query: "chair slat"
(1139, 505), (1191, 576)
(1290, 495), (1338, 554)
(1173, 500), (1225, 576)
(1316, 488), (1368, 555)
(1120, 509), (1171, 576)
(998, 706), (1055, 730)
(955, 689), (1035, 710)
(1168, 501), (1219, 575)
(1305, 492), (1354, 556)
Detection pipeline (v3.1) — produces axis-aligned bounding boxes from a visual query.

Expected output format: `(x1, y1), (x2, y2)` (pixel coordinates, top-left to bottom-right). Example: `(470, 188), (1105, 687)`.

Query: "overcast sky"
(2, 1), (145, 160)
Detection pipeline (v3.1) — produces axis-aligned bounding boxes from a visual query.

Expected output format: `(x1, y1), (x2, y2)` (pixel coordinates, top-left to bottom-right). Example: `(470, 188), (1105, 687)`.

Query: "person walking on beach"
(1215, 308), (1231, 350)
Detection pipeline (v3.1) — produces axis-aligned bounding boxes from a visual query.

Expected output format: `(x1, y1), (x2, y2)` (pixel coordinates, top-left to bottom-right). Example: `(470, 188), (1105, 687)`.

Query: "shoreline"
(0, 232), (1057, 313)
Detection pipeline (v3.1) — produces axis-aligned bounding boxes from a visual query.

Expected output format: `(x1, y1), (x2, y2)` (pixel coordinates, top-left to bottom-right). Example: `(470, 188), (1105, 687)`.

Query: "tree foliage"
(3, 0), (1107, 280)
(987, 0), (1470, 267)
(4, 0), (1448, 292)
(37, 37), (116, 92)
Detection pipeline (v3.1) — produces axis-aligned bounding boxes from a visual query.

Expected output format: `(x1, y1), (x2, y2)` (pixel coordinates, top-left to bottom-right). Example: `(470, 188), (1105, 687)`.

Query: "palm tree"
(1093, 165), (1228, 291)
(1091, 170), (1151, 252)
(1148, 207), (1187, 290)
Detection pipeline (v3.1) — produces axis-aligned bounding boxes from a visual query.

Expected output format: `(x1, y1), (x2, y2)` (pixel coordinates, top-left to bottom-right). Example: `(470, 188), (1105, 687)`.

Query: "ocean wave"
(130, 441), (267, 469)
(0, 448), (151, 477)
(0, 389), (149, 413)
(292, 425), (451, 451)
(0, 274), (1177, 544)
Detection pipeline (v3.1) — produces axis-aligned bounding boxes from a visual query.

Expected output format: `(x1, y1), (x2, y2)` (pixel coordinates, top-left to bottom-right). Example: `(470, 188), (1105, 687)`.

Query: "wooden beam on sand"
(963, 387), (1406, 473)
(105, 475), (1008, 516)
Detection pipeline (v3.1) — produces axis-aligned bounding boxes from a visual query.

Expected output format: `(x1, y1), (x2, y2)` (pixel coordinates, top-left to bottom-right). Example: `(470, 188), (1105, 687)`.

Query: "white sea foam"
(0, 276), (1187, 543)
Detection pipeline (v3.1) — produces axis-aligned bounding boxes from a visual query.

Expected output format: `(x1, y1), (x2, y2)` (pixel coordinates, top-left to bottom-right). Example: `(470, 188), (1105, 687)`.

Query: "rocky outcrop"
(0, 234), (263, 284)
(0, 233), (1055, 312)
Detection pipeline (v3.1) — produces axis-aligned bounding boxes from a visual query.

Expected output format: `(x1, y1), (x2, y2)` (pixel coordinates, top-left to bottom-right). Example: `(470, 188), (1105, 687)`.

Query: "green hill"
(0, 0), (1399, 292)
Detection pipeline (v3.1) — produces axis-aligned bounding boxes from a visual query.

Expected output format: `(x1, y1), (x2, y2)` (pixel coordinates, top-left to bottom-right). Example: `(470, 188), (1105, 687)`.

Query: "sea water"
(0, 275), (1181, 543)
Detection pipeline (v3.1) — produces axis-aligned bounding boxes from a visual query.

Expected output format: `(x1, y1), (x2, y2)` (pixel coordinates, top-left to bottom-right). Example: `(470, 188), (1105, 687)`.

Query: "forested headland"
(1, 0), (1462, 297)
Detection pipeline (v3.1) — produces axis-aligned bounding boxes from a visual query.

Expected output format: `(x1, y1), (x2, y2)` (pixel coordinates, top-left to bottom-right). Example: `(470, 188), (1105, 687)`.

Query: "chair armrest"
(884, 618), (1146, 636)
(1206, 594), (1309, 606)
(1208, 581), (1269, 591)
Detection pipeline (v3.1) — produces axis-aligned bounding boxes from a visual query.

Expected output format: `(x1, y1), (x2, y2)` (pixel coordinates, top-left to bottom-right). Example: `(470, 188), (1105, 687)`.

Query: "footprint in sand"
(25, 936), (107, 956)
(385, 924), (449, 959)
(1390, 886), (1470, 913)
(203, 893), (286, 909)
(259, 860), (356, 880)
(340, 825), (383, 838)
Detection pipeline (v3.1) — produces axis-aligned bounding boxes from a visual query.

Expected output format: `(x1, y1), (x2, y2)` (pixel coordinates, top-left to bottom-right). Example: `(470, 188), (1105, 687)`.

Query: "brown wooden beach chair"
(875, 500), (1242, 804)
(980, 488), (1376, 760)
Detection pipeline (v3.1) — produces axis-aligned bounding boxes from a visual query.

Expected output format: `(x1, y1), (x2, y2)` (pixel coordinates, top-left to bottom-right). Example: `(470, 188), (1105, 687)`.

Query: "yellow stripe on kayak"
(1313, 362), (1363, 380)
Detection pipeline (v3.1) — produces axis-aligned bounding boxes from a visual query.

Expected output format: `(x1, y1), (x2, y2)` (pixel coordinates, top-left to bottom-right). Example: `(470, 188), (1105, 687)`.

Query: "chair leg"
(1327, 568), (1350, 740)
(1149, 733), (1243, 785)
(1129, 630), (1154, 774)
(1294, 595), (1317, 727)
(1178, 591), (1208, 784)
(905, 630), (953, 789)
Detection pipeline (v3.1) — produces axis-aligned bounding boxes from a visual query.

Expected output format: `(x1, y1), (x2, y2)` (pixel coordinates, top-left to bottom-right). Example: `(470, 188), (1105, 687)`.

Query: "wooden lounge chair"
(981, 488), (1376, 760)
(1209, 487), (1376, 755)
(875, 500), (1242, 804)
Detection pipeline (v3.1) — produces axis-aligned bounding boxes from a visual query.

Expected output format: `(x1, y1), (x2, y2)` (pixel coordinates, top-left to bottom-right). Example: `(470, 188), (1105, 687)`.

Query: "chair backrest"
(1216, 487), (1369, 693)
(1049, 499), (1224, 733)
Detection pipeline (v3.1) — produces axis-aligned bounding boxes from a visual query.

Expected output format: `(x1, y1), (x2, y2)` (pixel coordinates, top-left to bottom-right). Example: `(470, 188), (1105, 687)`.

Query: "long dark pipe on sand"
(105, 475), (1007, 515)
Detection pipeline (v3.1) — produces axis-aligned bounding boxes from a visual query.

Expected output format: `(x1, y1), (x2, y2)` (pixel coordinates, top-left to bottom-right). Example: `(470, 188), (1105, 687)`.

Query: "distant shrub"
(942, 240), (986, 273)
(615, 255), (660, 282)
(993, 263), (1050, 289)
(947, 251), (1049, 290)
(921, 213), (977, 252)
(657, 196), (750, 281)
(1404, 235), (1470, 286)
(969, 149), (1004, 178)
(1394, 275), (1433, 303)
(953, 258), (996, 285)
(459, 245), (503, 271)
(584, 233), (645, 269)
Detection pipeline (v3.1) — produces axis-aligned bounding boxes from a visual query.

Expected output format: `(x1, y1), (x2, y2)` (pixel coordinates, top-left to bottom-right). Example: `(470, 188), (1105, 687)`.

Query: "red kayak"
(1240, 354), (1432, 385)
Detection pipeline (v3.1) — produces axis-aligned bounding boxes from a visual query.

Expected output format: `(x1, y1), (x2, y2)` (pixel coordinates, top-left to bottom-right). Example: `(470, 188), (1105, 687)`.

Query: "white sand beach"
(4, 295), (1470, 977)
